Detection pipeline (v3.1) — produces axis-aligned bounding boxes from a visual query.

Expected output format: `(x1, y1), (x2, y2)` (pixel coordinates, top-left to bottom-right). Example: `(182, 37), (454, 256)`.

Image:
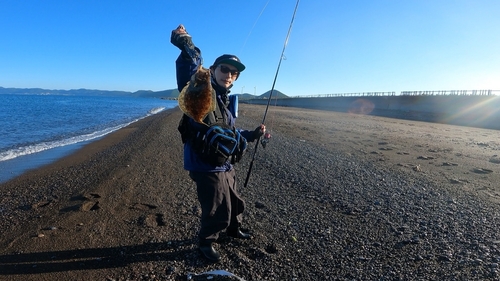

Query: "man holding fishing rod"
(171, 24), (266, 262)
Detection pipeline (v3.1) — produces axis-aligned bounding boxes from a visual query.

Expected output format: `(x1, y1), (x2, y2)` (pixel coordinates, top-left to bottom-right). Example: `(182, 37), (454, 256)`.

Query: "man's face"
(213, 63), (239, 89)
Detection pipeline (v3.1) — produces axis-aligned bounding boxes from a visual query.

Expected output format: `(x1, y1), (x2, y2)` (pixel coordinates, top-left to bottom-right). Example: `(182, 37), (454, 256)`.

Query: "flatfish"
(178, 66), (216, 124)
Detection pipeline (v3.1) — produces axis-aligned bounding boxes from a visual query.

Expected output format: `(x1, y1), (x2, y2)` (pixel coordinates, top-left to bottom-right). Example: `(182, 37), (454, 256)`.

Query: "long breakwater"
(243, 90), (500, 130)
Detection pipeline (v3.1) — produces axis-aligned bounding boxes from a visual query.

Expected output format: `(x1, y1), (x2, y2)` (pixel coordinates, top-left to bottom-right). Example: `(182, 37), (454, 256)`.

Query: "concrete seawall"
(243, 95), (500, 130)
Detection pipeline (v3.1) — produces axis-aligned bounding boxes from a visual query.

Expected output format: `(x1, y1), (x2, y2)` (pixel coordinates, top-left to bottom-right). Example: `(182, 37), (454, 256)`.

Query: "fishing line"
(240, 0), (272, 54)
(244, 0), (300, 187)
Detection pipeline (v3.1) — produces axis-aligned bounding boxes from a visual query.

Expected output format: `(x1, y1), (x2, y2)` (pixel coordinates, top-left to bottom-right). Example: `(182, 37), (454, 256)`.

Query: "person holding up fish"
(171, 24), (266, 262)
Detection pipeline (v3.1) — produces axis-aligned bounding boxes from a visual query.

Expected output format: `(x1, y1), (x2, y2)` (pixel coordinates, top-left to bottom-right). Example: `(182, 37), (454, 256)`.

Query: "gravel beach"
(1, 104), (500, 280)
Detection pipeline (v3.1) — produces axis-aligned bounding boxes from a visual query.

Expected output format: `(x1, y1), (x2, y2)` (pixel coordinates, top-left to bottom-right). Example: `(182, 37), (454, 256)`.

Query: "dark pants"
(189, 169), (245, 242)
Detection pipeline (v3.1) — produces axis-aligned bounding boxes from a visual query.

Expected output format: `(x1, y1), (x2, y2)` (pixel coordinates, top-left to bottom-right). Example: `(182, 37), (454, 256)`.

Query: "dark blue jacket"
(175, 53), (255, 172)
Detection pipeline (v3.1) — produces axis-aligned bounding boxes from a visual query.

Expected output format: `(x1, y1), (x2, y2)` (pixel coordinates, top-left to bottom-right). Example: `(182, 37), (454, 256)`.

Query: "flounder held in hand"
(178, 66), (216, 124)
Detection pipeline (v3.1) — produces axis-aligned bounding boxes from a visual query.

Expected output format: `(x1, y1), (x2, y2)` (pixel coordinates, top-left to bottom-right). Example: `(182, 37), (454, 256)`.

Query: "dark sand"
(1, 104), (500, 280)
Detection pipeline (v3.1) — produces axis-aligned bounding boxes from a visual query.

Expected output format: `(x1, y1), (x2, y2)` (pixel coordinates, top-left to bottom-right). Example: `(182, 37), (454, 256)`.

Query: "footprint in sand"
(80, 200), (100, 211)
(139, 213), (166, 227)
(489, 155), (500, 164)
(58, 193), (101, 212)
(79, 193), (101, 211)
(472, 168), (493, 174)
(130, 203), (158, 211)
(417, 156), (435, 160)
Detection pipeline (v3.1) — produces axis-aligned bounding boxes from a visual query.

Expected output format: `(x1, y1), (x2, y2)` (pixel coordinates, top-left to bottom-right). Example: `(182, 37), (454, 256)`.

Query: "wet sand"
(1, 104), (500, 280)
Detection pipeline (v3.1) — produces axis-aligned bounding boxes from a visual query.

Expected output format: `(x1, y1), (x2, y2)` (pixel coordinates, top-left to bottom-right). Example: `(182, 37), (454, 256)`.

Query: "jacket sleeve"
(239, 129), (258, 143)
(175, 47), (203, 92)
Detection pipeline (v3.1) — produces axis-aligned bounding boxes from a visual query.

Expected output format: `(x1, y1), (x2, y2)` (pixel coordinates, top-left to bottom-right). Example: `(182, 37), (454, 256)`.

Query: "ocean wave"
(148, 106), (165, 115)
(0, 107), (166, 162)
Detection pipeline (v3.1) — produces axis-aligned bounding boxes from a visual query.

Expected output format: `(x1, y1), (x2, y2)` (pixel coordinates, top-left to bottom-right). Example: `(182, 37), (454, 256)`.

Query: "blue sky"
(1, 0), (499, 96)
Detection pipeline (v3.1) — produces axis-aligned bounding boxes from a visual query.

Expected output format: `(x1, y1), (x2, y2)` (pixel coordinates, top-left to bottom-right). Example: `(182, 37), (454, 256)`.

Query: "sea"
(0, 93), (177, 183)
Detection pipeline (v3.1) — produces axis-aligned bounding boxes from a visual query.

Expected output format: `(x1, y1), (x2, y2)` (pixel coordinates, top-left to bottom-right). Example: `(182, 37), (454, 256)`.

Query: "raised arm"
(170, 24), (203, 91)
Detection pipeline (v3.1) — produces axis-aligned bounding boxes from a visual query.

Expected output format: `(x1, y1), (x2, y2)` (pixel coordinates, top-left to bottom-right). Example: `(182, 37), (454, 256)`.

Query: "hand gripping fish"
(178, 66), (216, 125)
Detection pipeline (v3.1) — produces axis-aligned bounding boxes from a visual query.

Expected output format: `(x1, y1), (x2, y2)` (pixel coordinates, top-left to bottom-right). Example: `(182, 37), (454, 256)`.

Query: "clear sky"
(1, 0), (499, 96)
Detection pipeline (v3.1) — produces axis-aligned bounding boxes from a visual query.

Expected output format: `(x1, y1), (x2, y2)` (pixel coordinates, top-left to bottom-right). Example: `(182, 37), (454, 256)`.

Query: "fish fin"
(208, 89), (217, 112)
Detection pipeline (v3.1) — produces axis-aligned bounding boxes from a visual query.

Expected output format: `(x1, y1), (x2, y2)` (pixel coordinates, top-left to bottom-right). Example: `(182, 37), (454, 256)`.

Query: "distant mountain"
(259, 89), (288, 99)
(0, 87), (287, 99)
(0, 87), (131, 96)
(233, 93), (257, 100)
(0, 87), (179, 99)
(131, 89), (179, 99)
(233, 89), (288, 100)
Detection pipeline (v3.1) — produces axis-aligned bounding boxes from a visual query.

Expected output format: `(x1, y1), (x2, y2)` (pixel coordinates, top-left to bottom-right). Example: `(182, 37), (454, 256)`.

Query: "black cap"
(211, 54), (246, 72)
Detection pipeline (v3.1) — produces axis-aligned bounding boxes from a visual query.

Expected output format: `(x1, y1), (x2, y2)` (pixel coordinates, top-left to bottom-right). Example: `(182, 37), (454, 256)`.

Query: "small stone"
(166, 266), (175, 274)
(473, 259), (484, 265)
(266, 243), (279, 254)
(438, 255), (452, 262)
(255, 201), (266, 209)
(411, 238), (421, 244)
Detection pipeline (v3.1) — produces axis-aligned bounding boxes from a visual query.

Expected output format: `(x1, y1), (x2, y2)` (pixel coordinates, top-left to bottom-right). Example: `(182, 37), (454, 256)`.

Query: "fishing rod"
(244, 0), (300, 187)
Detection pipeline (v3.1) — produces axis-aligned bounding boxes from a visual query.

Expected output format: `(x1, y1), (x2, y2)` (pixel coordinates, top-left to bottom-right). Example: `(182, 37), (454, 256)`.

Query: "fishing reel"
(260, 132), (272, 148)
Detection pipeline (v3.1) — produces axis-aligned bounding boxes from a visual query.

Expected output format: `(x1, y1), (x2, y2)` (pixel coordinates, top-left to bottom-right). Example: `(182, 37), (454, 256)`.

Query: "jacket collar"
(211, 76), (231, 106)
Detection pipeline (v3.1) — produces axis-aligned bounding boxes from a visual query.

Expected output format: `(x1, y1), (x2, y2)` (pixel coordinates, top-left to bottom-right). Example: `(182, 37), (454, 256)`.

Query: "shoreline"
(0, 141), (89, 184)
(0, 107), (174, 184)
(1, 104), (500, 280)
(0, 107), (173, 186)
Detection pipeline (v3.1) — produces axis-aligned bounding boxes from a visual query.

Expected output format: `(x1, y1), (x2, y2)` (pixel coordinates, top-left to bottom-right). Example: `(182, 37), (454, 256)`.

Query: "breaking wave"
(0, 106), (166, 162)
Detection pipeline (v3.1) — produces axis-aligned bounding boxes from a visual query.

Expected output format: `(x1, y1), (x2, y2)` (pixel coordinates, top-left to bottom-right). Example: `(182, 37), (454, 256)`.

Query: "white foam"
(0, 107), (166, 162)
(148, 106), (165, 115)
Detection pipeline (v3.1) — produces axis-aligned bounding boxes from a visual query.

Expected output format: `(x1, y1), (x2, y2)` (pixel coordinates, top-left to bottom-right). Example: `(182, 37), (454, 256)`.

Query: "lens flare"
(348, 99), (375, 115)
(439, 96), (500, 128)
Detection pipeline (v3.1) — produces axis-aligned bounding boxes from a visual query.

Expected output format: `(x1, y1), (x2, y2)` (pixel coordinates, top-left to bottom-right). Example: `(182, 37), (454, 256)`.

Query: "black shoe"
(199, 243), (221, 262)
(227, 229), (252, 240)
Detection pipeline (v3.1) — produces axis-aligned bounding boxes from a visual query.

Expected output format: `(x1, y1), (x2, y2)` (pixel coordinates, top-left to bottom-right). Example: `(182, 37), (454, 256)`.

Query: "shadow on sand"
(0, 239), (196, 275)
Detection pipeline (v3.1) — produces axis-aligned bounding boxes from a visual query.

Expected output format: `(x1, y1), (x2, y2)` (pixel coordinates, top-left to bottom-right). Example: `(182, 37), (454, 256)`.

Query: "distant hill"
(0, 87), (287, 99)
(0, 87), (179, 99)
(233, 89), (288, 100)
(0, 87), (131, 96)
(259, 89), (288, 99)
(131, 89), (179, 99)
(233, 93), (257, 100)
